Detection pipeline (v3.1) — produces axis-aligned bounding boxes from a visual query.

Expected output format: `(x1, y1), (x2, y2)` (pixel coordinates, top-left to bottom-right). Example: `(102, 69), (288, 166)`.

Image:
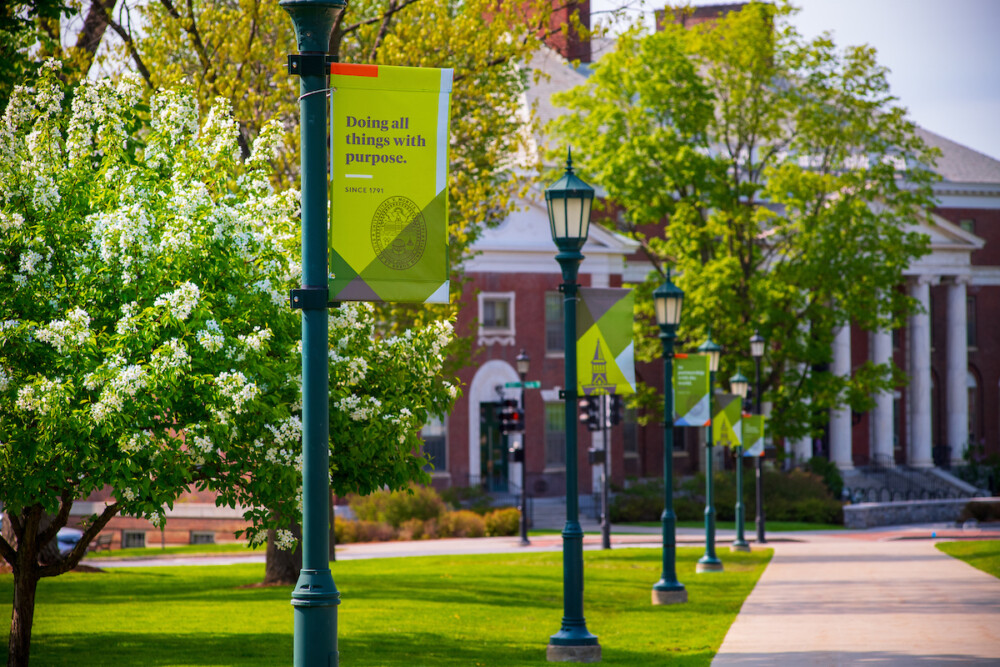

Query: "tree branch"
(73, 0), (118, 74)
(35, 489), (74, 549)
(8, 508), (23, 541)
(38, 502), (121, 578)
(159, 0), (215, 84)
(0, 533), (15, 567)
(367, 0), (399, 63)
(341, 0), (421, 37)
(100, 2), (152, 87)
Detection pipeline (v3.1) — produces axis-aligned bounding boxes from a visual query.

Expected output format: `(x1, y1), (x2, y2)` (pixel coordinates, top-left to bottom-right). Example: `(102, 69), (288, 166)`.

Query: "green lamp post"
(280, 2), (345, 665)
(545, 150), (601, 663)
(516, 348), (531, 548)
(696, 332), (724, 573)
(750, 330), (767, 544)
(651, 272), (688, 605)
(729, 371), (750, 552)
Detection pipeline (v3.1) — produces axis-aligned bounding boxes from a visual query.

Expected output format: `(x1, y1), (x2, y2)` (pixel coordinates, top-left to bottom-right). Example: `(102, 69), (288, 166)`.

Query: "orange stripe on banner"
(674, 353), (688, 359)
(330, 63), (378, 77)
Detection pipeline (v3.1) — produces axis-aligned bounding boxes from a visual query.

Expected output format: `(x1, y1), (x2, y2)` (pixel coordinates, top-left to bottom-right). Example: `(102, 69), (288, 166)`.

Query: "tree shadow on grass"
(2, 632), (291, 666)
(343, 631), (717, 667)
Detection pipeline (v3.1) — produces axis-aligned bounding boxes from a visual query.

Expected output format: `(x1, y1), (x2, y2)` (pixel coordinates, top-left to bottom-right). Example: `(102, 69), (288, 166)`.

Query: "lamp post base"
(696, 558), (724, 573)
(652, 586), (688, 605)
(547, 644), (602, 663)
(730, 541), (751, 553)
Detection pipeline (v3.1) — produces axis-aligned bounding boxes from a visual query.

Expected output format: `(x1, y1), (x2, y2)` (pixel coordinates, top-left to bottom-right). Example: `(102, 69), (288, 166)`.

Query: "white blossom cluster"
(150, 88), (199, 154)
(120, 431), (152, 454)
(200, 97), (242, 164)
(0, 367), (11, 391)
(15, 378), (65, 416)
(274, 528), (296, 551)
(237, 327), (273, 353)
(89, 203), (157, 278)
(91, 363), (148, 423)
(115, 302), (140, 334)
(328, 349), (368, 385)
(216, 371), (259, 414)
(151, 338), (190, 372)
(0, 211), (24, 231)
(266, 416), (302, 447)
(335, 394), (382, 421)
(36, 308), (91, 354)
(196, 319), (225, 352)
(154, 282), (201, 321)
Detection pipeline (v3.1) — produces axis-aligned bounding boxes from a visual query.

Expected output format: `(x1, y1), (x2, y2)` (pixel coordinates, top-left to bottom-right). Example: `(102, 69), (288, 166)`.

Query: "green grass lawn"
(624, 520), (844, 532)
(84, 542), (264, 559)
(936, 540), (1000, 579)
(3, 546), (770, 666)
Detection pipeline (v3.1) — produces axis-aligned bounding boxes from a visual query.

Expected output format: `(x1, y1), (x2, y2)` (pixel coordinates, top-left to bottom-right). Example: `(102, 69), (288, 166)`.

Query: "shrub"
(440, 485), (495, 515)
(334, 519), (396, 543)
(397, 518), (427, 540)
(348, 483), (447, 528)
(609, 478), (664, 522)
(485, 507), (520, 536)
(805, 456), (845, 499)
(438, 510), (486, 538)
(611, 467), (844, 525)
(959, 499), (1000, 523)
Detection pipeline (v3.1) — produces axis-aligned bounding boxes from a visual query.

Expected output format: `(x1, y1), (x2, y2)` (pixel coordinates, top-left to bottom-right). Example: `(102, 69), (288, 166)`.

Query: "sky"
(590, 0), (1000, 161)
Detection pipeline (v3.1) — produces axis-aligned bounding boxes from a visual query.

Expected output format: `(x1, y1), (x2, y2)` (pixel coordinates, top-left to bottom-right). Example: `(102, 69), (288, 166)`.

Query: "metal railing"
(843, 456), (983, 503)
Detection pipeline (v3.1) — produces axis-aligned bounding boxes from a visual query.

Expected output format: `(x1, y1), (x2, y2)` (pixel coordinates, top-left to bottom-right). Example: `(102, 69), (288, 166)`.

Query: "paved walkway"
(713, 527), (1000, 666)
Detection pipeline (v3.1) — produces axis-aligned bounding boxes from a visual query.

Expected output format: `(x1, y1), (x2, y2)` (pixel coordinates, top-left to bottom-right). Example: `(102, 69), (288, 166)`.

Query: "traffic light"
(609, 395), (624, 426)
(499, 398), (524, 434)
(578, 396), (601, 432)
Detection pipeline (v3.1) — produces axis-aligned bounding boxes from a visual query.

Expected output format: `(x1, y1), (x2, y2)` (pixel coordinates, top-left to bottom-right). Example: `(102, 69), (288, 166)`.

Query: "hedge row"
(610, 468), (844, 525)
(335, 507), (520, 543)
(339, 484), (520, 543)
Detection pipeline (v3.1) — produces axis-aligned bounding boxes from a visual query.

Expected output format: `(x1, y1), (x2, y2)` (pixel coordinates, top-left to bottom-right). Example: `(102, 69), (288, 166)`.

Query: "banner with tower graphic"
(712, 394), (743, 449)
(576, 288), (635, 396)
(328, 63), (453, 303)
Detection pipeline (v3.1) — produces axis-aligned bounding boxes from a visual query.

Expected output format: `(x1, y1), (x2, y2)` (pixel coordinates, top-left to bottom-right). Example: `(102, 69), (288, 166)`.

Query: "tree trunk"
(263, 520), (302, 586)
(7, 509), (42, 667)
(8, 562), (39, 667)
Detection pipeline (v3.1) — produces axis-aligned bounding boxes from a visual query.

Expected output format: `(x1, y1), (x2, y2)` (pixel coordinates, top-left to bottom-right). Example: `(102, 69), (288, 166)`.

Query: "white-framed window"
(421, 416), (447, 473)
(544, 401), (566, 469)
(478, 291), (516, 346)
(121, 530), (146, 549)
(545, 291), (564, 355)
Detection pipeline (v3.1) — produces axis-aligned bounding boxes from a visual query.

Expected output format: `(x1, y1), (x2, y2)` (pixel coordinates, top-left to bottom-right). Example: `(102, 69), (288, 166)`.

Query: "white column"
(829, 323), (853, 470)
(946, 276), (970, 467)
(908, 276), (934, 468)
(871, 327), (894, 464)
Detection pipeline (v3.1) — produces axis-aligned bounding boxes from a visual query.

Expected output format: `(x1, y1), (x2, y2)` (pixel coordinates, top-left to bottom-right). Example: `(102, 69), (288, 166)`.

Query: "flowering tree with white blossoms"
(0, 63), (458, 666)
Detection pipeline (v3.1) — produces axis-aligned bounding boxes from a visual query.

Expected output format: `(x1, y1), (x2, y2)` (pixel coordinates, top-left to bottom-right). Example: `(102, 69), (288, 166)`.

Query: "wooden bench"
(89, 533), (113, 552)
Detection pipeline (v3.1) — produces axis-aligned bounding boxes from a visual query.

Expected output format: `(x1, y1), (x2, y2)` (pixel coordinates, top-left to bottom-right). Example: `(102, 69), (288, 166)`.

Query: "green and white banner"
(743, 415), (765, 457)
(712, 394), (742, 448)
(673, 354), (710, 426)
(328, 63), (452, 303)
(576, 288), (635, 396)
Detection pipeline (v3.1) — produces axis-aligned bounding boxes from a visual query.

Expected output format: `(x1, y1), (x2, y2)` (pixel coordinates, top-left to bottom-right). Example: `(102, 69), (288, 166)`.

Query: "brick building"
(429, 2), (1000, 502)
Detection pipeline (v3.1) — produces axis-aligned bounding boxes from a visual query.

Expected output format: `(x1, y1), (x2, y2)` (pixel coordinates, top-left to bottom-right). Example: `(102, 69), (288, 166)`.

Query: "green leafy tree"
(549, 2), (937, 440)
(0, 67), (457, 665)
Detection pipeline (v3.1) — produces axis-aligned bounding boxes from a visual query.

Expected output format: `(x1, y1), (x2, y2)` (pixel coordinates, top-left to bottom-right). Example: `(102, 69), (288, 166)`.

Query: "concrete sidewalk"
(713, 531), (1000, 665)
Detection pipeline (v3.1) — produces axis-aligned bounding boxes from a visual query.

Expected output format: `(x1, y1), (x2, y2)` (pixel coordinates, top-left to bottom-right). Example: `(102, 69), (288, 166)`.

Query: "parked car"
(56, 527), (83, 555)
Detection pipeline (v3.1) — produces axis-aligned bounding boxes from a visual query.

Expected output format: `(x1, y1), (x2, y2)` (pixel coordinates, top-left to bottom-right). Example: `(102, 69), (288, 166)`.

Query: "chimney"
(654, 3), (747, 31)
(544, 1), (591, 63)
